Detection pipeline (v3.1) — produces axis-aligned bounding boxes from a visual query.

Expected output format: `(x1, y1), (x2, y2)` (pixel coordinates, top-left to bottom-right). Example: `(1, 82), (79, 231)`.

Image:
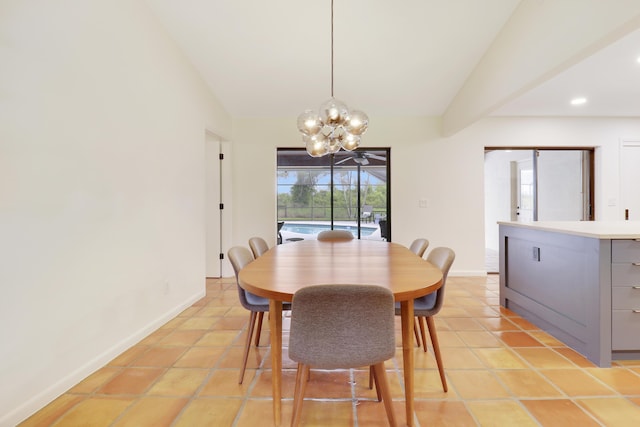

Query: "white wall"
(0, 1), (231, 425)
(230, 116), (640, 277)
(3, 2), (640, 424)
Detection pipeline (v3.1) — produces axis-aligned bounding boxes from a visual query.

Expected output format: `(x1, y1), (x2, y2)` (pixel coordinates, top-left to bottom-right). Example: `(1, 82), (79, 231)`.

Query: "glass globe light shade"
(320, 123), (334, 137)
(327, 137), (341, 154)
(305, 134), (328, 157)
(340, 133), (360, 151)
(345, 110), (369, 136)
(332, 124), (346, 139)
(319, 98), (349, 125)
(297, 110), (322, 136)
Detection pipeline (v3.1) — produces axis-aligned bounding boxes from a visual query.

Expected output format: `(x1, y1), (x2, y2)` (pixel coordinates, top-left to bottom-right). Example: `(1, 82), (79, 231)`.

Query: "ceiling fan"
(334, 151), (386, 166)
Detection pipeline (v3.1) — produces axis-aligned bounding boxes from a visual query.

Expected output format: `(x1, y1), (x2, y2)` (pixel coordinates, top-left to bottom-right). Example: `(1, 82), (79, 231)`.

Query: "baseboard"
(449, 270), (488, 277)
(1, 290), (205, 427)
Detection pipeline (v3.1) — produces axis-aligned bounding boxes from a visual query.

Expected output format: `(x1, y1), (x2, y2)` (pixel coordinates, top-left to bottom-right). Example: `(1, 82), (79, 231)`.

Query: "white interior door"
(621, 140), (640, 220)
(205, 132), (221, 277)
(516, 158), (534, 222)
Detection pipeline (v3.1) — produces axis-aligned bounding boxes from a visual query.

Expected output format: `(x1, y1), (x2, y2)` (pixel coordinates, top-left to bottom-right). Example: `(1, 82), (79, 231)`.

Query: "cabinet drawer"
(612, 310), (640, 350)
(612, 239), (640, 262)
(612, 287), (640, 309)
(611, 264), (640, 287)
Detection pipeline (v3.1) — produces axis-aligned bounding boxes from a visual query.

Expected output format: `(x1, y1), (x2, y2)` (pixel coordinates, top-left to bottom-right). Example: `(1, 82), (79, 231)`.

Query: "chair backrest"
(227, 246), (264, 310)
(361, 205), (373, 217)
(289, 284), (395, 369)
(409, 238), (429, 258)
(316, 229), (354, 241)
(277, 221), (284, 244)
(426, 247), (455, 313)
(378, 220), (388, 240)
(248, 236), (269, 258)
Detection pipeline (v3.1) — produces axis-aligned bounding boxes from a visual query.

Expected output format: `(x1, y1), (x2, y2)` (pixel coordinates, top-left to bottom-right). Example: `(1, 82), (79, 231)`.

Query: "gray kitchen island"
(499, 221), (640, 367)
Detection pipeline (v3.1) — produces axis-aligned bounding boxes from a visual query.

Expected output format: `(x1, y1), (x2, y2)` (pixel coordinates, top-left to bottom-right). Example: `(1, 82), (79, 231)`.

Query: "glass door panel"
(277, 148), (390, 242)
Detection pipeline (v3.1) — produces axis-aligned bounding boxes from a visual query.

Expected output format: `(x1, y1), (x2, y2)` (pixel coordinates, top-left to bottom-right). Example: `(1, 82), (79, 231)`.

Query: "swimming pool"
(280, 221), (382, 241)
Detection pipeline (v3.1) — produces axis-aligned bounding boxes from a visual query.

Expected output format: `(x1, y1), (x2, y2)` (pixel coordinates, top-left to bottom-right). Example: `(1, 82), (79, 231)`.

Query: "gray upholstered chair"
(397, 247), (455, 392)
(248, 236), (270, 259)
(289, 284), (397, 427)
(228, 246), (290, 384)
(408, 238), (430, 346)
(247, 236), (271, 350)
(316, 229), (354, 241)
(409, 238), (429, 258)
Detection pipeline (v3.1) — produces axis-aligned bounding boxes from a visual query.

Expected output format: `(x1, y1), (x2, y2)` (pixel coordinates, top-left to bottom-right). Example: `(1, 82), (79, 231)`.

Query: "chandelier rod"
(330, 0), (334, 98)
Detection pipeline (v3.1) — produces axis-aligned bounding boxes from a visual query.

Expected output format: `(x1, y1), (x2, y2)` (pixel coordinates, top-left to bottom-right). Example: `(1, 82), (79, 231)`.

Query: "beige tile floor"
(20, 275), (640, 426)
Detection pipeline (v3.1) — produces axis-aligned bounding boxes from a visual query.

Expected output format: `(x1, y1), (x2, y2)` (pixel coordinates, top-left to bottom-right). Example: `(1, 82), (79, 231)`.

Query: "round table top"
(238, 239), (443, 302)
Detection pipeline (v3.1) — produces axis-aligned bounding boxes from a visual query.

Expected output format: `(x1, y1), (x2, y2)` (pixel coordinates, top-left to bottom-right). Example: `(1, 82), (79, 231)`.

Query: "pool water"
(280, 221), (382, 241)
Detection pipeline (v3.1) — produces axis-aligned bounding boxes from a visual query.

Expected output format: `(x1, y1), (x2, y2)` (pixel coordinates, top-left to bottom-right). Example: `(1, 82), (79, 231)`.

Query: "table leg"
(269, 300), (283, 426)
(400, 300), (415, 427)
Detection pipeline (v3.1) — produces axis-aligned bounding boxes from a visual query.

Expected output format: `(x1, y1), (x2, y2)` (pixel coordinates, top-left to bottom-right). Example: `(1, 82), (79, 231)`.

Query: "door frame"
(484, 146), (595, 273)
(276, 147), (391, 241)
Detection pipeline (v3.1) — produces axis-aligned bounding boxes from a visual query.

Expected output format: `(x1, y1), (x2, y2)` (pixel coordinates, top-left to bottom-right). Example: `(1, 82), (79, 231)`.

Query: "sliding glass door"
(277, 148), (390, 242)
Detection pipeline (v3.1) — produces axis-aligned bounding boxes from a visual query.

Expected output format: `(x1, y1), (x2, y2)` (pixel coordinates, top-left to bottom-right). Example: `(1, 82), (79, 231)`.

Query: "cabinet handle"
(634, 286), (640, 289)
(634, 310), (640, 313)
(634, 263), (640, 266)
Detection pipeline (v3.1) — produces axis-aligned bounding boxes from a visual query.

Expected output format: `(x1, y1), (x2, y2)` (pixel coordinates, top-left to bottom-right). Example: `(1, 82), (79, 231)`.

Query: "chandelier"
(296, 0), (369, 157)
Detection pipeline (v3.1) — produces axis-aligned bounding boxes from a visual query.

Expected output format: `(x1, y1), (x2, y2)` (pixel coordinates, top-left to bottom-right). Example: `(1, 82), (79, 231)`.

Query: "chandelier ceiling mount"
(296, 0), (369, 157)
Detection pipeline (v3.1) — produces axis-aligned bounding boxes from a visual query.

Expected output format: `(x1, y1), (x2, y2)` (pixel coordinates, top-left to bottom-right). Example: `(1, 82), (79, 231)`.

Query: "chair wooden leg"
(291, 363), (310, 427)
(255, 312), (264, 347)
(426, 316), (447, 392)
(413, 321), (421, 347)
(369, 365), (382, 401)
(371, 363), (397, 427)
(418, 316), (428, 352)
(239, 311), (257, 384)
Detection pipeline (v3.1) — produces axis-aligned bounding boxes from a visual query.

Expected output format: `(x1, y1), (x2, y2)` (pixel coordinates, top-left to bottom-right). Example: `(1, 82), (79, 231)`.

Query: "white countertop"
(497, 221), (640, 239)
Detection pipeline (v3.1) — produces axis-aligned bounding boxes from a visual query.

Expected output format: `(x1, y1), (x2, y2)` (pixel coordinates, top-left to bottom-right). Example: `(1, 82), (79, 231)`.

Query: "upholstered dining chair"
(404, 238), (430, 346)
(289, 284), (397, 427)
(248, 236), (270, 259)
(247, 236), (271, 349)
(228, 246), (290, 384)
(398, 247), (455, 392)
(409, 238), (429, 258)
(316, 229), (354, 241)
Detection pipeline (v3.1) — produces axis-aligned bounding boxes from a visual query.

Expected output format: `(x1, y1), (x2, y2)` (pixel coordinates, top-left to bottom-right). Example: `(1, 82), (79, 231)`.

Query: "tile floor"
(19, 275), (640, 426)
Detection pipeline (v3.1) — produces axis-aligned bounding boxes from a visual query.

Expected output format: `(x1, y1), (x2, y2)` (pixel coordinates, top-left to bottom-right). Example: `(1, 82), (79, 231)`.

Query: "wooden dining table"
(238, 239), (443, 426)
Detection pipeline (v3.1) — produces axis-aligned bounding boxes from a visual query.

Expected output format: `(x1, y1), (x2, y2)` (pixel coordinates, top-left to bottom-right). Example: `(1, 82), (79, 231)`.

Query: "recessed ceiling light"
(570, 97), (587, 106)
(637, 56), (640, 63)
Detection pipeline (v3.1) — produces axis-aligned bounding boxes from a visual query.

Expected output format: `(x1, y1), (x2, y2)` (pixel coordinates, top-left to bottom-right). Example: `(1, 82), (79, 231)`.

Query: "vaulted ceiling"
(146, 0), (640, 135)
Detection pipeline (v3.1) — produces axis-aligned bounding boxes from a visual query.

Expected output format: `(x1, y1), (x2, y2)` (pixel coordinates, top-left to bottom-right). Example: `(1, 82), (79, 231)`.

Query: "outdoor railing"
(277, 206), (386, 222)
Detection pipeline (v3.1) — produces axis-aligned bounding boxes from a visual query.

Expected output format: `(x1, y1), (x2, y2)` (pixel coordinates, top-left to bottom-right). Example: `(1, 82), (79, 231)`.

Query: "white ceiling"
(494, 27), (640, 117)
(146, 0), (640, 121)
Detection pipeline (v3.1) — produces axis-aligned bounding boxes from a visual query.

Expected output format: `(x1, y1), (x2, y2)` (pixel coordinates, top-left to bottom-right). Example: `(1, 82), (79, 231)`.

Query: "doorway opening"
(484, 147), (594, 273)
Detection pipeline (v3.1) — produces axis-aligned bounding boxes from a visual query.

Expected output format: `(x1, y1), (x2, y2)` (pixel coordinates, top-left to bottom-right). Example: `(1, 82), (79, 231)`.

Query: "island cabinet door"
(611, 239), (640, 350)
